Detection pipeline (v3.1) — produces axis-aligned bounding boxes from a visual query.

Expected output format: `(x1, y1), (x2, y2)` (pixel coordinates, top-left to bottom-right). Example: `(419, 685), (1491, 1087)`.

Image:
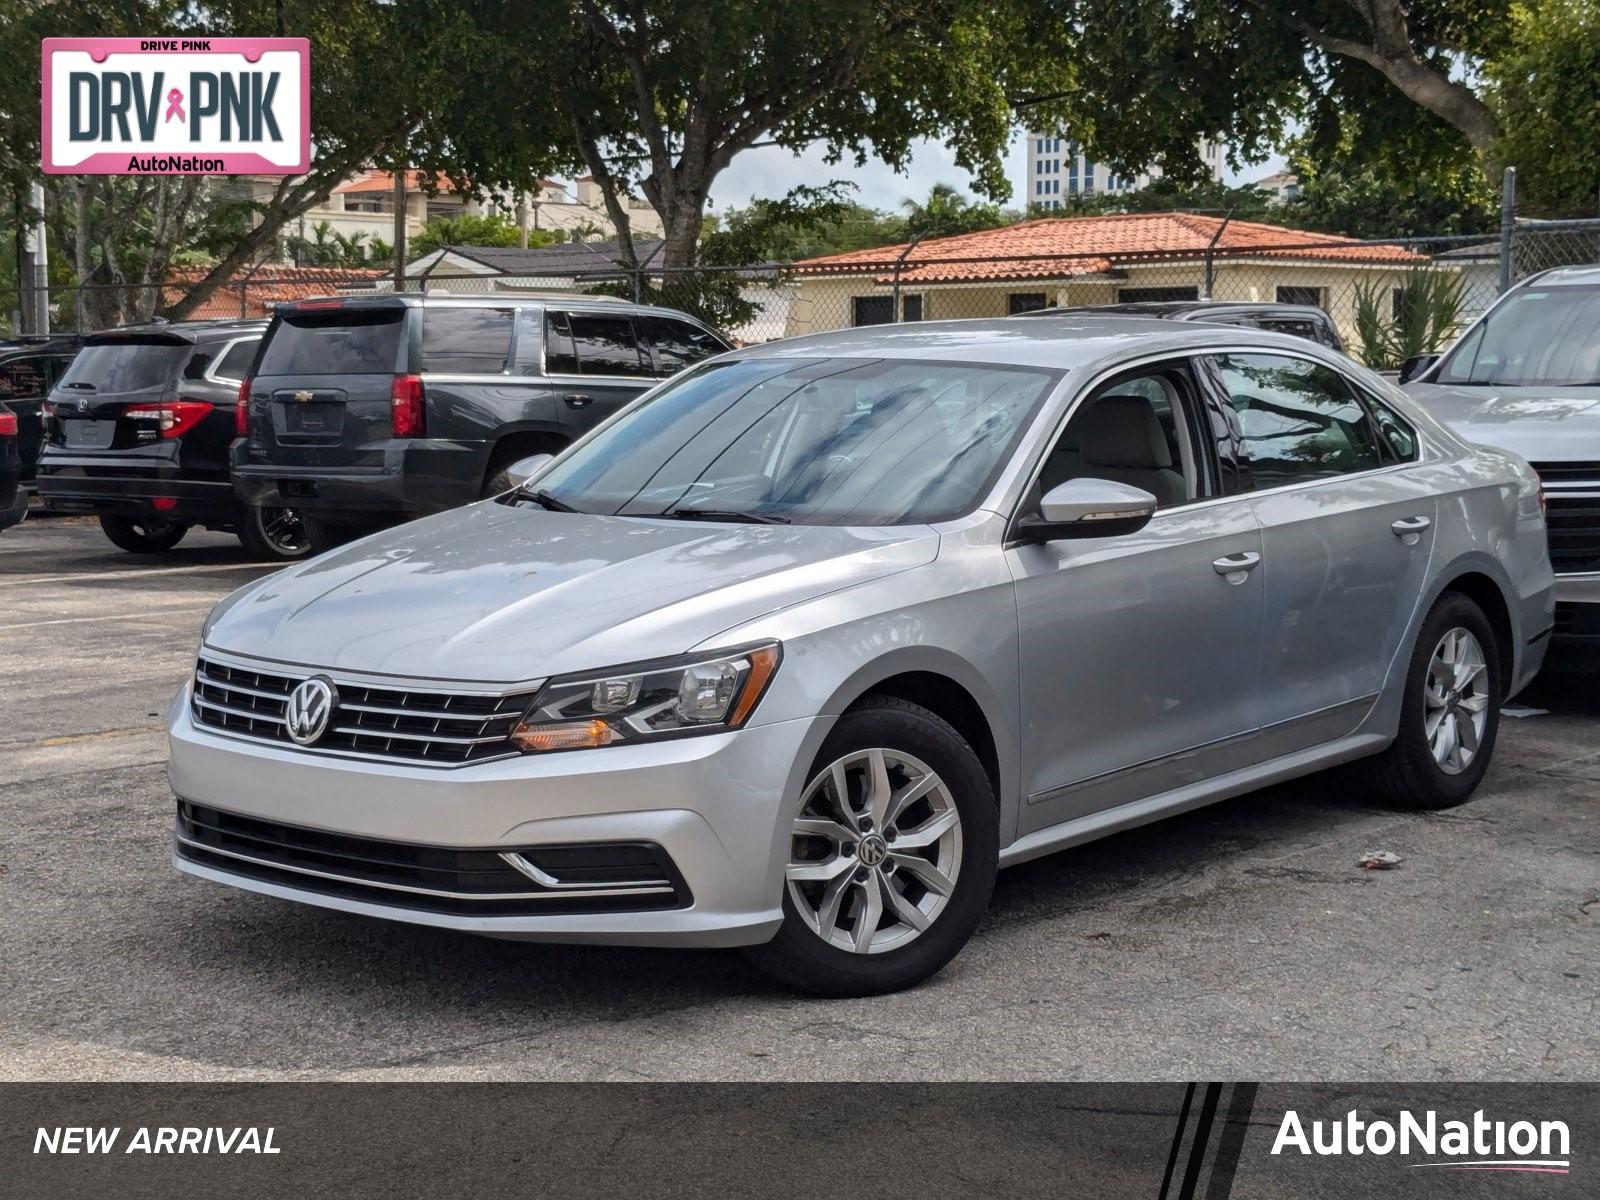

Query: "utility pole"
(25, 180), (49, 334)
(392, 168), (408, 291)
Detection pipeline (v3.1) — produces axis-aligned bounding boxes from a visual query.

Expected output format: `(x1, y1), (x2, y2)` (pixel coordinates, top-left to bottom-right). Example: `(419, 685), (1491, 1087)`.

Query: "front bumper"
(167, 684), (824, 946)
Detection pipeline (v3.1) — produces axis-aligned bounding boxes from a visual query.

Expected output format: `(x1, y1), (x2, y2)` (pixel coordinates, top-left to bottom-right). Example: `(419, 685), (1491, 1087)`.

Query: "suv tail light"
(235, 378), (251, 437)
(391, 374), (425, 438)
(124, 399), (213, 439)
(0, 410), (16, 436)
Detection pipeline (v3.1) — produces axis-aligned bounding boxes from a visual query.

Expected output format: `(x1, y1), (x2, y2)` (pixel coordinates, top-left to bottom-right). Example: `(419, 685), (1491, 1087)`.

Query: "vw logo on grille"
(284, 676), (337, 745)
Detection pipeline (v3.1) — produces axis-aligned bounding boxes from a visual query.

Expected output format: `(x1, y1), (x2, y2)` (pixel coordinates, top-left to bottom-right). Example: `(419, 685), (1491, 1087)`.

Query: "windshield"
(532, 356), (1060, 526)
(1437, 284), (1600, 387)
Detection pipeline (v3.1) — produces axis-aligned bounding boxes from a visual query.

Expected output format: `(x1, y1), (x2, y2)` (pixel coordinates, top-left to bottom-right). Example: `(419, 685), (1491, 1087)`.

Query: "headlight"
(511, 643), (781, 753)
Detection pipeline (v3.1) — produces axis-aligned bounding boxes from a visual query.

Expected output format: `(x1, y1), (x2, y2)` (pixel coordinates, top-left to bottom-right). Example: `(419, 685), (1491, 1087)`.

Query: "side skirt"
(997, 730), (1392, 869)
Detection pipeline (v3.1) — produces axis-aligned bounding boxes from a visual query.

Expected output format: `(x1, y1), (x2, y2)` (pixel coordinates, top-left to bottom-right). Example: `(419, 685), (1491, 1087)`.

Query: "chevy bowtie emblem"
(293, 390), (314, 403)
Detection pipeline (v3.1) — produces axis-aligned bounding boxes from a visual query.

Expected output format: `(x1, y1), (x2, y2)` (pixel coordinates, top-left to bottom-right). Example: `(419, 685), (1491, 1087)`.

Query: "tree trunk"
(1368, 55), (1500, 154)
(73, 180), (92, 331)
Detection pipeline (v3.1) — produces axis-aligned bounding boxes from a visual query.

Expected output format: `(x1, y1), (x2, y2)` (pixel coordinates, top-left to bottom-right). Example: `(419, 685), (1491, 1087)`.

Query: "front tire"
(1354, 592), (1501, 810)
(237, 505), (314, 561)
(99, 513), (188, 553)
(745, 697), (997, 996)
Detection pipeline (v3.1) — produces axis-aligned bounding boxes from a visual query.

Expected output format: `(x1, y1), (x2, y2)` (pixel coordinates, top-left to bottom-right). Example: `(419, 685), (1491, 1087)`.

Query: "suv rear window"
(257, 308), (404, 376)
(421, 307), (513, 374)
(58, 340), (188, 393)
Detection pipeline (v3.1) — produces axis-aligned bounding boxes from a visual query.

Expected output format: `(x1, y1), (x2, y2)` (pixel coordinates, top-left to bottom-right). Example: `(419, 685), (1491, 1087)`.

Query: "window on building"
(1390, 287), (1406, 321)
(1117, 286), (1201, 303)
(1275, 286), (1323, 308)
(1008, 293), (1048, 314)
(852, 295), (923, 327)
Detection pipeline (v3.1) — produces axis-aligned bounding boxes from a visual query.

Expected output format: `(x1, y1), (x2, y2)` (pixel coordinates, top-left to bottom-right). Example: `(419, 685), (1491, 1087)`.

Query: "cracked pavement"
(2, 516), (1597, 1081)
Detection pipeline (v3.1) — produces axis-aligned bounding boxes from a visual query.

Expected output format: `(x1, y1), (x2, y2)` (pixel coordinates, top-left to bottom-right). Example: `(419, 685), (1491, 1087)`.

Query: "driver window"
(1037, 367), (1201, 509)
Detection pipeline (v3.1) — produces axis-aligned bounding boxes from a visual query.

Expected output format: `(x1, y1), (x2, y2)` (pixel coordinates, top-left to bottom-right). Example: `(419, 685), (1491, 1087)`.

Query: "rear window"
(421, 307), (513, 374)
(257, 308), (404, 376)
(58, 341), (188, 393)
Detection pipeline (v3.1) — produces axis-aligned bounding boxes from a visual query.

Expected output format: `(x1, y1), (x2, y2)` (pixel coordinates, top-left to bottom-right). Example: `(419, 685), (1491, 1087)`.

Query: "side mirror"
(1398, 354), (1439, 384)
(503, 453), (554, 491)
(1018, 478), (1158, 542)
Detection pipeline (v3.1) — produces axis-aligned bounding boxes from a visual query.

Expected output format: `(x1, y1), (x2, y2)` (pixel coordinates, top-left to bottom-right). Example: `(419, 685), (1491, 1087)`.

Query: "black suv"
(36, 319), (310, 559)
(0, 333), (82, 495)
(1018, 300), (1346, 350)
(232, 293), (732, 536)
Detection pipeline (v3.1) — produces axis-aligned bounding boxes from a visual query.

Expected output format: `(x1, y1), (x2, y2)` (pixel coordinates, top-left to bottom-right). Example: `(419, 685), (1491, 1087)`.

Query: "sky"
(697, 128), (1286, 216)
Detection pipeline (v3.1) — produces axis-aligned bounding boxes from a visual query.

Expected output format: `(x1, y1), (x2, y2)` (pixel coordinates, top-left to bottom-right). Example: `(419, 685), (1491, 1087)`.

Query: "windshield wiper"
(518, 488), (584, 514)
(659, 506), (790, 525)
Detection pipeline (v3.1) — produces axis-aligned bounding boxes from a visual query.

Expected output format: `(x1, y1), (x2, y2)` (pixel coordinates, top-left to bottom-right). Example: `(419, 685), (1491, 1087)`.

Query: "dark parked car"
(0, 403), (27, 531)
(231, 293), (733, 537)
(36, 319), (310, 559)
(0, 333), (82, 492)
(1017, 300), (1345, 351)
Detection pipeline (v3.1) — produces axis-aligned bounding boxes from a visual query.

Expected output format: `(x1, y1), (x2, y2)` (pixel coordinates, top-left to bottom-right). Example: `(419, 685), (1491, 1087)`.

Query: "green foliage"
(1352, 268), (1468, 368)
(410, 214), (563, 257)
(285, 221), (392, 268)
(1484, 0), (1600, 217)
(899, 183), (1005, 241)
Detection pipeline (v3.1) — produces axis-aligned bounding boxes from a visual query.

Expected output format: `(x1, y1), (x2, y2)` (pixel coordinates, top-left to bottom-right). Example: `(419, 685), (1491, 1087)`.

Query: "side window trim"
(205, 335), (262, 385)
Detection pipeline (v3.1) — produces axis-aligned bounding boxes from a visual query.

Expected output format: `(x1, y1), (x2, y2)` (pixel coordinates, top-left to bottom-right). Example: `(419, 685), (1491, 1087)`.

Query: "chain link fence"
(5, 202), (1598, 376)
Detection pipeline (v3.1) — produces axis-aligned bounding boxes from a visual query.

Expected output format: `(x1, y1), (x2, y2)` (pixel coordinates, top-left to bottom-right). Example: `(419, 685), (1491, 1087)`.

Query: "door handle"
(1212, 551), (1261, 582)
(1391, 515), (1431, 536)
(563, 394), (593, 409)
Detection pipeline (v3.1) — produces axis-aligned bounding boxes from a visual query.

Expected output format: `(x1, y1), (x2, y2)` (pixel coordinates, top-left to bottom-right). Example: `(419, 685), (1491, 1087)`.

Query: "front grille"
(191, 655), (538, 766)
(175, 802), (690, 915)
(1530, 464), (1600, 575)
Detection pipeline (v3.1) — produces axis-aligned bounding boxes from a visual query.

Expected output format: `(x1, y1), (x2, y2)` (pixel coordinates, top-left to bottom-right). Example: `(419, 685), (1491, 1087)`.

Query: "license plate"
(64, 419), (113, 449)
(283, 401), (342, 436)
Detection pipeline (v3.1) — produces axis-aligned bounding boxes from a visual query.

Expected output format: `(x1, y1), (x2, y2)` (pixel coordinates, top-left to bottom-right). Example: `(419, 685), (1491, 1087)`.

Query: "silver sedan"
(169, 316), (1553, 995)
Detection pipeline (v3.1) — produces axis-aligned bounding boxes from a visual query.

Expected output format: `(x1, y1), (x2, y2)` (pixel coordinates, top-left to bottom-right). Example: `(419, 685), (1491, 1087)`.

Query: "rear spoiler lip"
(273, 293), (412, 317)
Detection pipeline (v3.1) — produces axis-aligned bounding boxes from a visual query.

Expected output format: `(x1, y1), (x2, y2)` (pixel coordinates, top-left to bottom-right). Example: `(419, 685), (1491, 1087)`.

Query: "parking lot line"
(0, 560), (271, 588)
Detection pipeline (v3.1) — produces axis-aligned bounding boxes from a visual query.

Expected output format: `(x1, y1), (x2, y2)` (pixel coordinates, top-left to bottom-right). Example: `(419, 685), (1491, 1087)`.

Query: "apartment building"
(1024, 135), (1224, 208)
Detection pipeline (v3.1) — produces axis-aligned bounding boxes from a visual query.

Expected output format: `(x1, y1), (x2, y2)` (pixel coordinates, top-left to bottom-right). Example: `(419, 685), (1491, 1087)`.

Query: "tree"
(410, 214), (563, 257)
(420, 0), (1066, 270)
(900, 183), (1005, 241)
(1483, 0), (1600, 216)
(1018, 0), (1577, 205)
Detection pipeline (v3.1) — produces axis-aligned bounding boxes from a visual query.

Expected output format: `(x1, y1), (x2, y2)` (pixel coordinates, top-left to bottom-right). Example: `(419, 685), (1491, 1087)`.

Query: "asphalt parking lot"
(1, 513), (1597, 1083)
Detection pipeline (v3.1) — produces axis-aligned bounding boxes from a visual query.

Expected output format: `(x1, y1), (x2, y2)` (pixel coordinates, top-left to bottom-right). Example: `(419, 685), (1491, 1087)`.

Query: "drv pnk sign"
(42, 37), (309, 174)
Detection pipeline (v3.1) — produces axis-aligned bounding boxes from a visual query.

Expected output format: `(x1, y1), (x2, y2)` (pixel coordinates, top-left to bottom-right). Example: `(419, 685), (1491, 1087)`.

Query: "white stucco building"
(1024, 135), (1224, 209)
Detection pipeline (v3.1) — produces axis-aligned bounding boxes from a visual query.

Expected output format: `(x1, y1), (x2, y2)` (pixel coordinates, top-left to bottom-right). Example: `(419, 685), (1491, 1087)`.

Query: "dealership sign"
(41, 37), (309, 174)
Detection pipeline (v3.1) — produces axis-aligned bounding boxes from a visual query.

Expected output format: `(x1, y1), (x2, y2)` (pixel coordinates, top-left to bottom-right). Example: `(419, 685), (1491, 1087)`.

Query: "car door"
(1202, 351), (1437, 756)
(544, 309), (656, 433)
(1007, 358), (1267, 836)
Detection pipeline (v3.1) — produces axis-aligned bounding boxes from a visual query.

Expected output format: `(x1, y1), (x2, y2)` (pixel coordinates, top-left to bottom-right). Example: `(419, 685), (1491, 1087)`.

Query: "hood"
(204, 500), (937, 682)
(1405, 381), (1600, 463)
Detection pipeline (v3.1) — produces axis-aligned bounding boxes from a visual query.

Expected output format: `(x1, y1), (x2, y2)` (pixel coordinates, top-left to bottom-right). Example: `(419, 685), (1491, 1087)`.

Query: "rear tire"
(745, 697), (998, 996)
(99, 513), (188, 553)
(1352, 592), (1501, 810)
(237, 505), (314, 562)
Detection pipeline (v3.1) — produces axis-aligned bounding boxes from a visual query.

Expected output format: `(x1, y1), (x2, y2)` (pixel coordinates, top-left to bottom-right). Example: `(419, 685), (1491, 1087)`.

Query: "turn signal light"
(391, 374), (425, 438)
(509, 718), (615, 753)
(235, 378), (251, 437)
(123, 399), (213, 439)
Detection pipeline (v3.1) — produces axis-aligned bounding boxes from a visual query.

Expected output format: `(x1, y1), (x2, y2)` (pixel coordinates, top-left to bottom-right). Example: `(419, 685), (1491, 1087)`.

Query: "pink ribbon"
(164, 88), (185, 123)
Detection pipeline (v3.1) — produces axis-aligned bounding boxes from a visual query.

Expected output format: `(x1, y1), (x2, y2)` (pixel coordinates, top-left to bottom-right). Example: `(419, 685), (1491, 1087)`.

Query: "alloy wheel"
(786, 747), (963, 955)
(257, 506), (310, 555)
(1423, 626), (1490, 775)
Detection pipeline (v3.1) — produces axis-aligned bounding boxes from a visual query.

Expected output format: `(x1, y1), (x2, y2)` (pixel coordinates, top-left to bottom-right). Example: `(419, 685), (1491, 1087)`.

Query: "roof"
(793, 212), (1426, 284)
(162, 266), (386, 319)
(335, 169), (458, 196)
(411, 239), (666, 278)
(733, 313), (1338, 371)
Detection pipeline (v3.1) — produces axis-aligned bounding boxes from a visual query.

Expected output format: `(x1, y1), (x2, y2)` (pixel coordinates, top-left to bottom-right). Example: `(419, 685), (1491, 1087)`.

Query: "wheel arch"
(482, 424), (570, 487)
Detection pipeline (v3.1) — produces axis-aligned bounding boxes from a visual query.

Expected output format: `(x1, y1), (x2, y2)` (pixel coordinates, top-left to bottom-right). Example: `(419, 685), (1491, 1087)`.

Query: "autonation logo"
(1272, 1108), (1571, 1175)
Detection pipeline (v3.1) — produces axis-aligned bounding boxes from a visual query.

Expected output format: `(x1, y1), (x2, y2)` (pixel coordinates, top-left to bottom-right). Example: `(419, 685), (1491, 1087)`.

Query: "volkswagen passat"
(169, 317), (1553, 995)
